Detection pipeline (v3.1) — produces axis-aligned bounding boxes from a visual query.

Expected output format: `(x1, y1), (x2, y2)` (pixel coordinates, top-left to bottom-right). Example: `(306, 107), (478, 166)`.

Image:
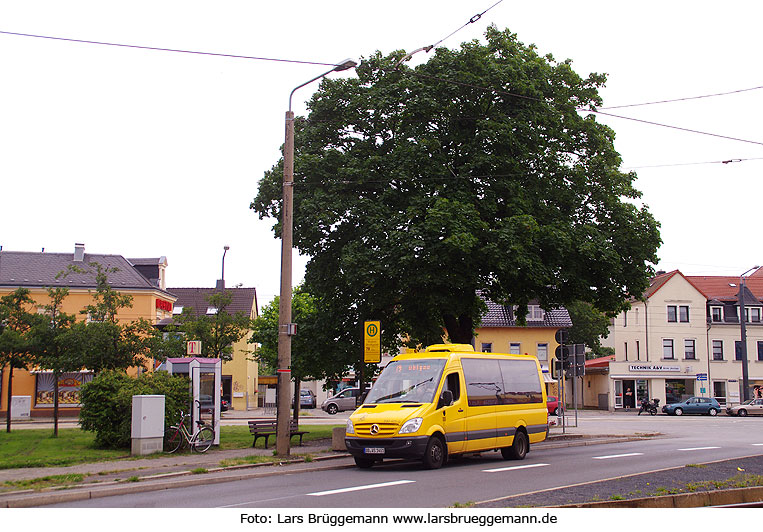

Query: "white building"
(603, 269), (763, 410)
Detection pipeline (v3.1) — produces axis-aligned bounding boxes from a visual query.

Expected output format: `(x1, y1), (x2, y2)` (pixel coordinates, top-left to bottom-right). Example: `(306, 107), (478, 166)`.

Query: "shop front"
(610, 363), (689, 410)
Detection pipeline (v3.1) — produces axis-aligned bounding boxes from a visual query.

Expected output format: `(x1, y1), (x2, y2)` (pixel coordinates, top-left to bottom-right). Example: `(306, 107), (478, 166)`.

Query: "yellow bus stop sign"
(364, 321), (381, 363)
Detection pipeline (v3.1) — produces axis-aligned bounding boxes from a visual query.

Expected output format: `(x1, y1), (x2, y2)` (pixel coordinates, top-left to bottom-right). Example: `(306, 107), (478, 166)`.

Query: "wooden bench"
(248, 419), (309, 449)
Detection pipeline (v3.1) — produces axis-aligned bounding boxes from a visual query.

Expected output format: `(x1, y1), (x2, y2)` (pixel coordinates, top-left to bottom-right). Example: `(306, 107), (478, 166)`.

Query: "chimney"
(74, 243), (85, 262)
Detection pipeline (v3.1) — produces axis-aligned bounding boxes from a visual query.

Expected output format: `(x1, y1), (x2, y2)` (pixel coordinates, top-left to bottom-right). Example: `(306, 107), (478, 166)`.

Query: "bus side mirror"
(438, 390), (454, 409)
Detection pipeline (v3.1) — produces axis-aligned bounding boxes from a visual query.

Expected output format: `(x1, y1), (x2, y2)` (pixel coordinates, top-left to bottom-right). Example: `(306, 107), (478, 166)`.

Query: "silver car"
(726, 398), (763, 417)
(321, 387), (364, 415)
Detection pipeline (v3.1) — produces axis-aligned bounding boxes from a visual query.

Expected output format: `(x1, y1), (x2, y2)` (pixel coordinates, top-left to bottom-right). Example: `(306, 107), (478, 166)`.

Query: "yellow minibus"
(345, 343), (548, 469)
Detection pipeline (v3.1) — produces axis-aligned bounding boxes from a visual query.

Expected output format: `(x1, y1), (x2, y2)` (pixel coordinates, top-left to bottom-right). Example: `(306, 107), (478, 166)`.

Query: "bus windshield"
(365, 359), (446, 404)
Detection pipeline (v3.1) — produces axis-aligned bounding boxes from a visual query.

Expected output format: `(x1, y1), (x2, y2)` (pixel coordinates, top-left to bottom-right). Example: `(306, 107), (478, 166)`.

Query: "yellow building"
(166, 286), (259, 411)
(0, 244), (175, 418)
(474, 297), (572, 397)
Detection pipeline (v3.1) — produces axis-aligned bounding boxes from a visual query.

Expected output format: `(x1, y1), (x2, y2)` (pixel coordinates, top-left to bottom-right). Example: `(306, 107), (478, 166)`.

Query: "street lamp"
(220, 245), (230, 288)
(738, 265), (759, 402)
(276, 58), (358, 456)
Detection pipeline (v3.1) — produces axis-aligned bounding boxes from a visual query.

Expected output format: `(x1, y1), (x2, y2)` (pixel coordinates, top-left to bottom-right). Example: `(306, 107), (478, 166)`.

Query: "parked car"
(321, 387), (367, 415)
(662, 396), (721, 416)
(546, 396), (562, 416)
(726, 398), (763, 416)
(299, 389), (316, 409)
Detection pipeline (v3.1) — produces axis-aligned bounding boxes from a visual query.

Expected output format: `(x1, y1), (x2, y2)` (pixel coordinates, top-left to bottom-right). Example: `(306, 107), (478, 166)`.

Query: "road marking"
(483, 463), (550, 473)
(592, 452), (644, 460)
(308, 480), (415, 497)
(677, 446), (721, 451)
(753, 443), (763, 446)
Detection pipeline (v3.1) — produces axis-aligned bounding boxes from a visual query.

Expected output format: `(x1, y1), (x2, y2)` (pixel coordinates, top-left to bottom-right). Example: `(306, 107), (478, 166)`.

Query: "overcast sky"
(2, 1), (762, 306)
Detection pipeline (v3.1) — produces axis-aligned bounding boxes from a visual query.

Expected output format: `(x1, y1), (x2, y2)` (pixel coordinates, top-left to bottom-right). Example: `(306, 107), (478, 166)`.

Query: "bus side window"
(445, 373), (461, 402)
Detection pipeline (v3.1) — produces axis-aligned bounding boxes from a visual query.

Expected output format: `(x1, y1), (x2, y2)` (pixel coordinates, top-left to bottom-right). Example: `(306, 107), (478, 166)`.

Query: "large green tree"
(565, 300), (613, 358)
(0, 288), (37, 432)
(253, 26), (661, 346)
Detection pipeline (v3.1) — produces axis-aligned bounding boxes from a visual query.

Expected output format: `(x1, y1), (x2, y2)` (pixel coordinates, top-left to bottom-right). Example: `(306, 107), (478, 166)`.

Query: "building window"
(667, 306), (677, 322)
(684, 339), (696, 360)
(536, 343), (548, 361)
(624, 342), (628, 361)
(712, 340), (724, 361)
(758, 341), (763, 362)
(623, 310), (627, 327)
(509, 343), (521, 355)
(481, 343), (492, 353)
(710, 307), (723, 322)
(679, 306), (689, 323)
(735, 341), (744, 361)
(663, 339), (674, 359)
(746, 307), (761, 323)
(527, 305), (545, 321)
(636, 340), (640, 361)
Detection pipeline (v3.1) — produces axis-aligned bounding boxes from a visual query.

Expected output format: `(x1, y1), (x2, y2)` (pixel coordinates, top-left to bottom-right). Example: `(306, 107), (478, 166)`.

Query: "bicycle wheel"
(163, 427), (184, 453)
(192, 426), (214, 453)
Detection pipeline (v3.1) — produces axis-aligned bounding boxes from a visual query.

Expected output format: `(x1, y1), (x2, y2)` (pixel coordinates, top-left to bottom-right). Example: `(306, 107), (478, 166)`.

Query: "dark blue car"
(662, 396), (721, 416)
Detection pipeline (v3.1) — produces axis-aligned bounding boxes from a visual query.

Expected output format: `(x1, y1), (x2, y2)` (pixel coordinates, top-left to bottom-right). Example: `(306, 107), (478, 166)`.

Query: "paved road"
(40, 413), (763, 508)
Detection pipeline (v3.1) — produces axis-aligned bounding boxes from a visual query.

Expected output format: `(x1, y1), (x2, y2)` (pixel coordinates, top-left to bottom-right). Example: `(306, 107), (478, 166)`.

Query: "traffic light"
(550, 359), (563, 379)
(555, 345), (571, 368)
(574, 352), (586, 377)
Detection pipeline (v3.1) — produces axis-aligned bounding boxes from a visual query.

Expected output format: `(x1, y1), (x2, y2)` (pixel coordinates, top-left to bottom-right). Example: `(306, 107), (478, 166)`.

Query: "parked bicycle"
(163, 410), (215, 453)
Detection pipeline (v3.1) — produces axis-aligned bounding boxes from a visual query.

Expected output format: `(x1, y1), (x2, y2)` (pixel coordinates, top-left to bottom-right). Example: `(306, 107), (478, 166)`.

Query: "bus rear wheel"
(501, 430), (528, 460)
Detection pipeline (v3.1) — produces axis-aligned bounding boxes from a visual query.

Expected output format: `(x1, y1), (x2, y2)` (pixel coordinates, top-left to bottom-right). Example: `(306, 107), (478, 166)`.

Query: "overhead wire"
(0, 29), (340, 68)
(599, 85), (763, 110)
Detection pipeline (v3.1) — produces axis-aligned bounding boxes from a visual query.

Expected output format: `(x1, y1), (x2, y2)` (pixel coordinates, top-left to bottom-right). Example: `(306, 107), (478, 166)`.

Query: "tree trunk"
(53, 370), (60, 438)
(293, 377), (301, 422)
(443, 314), (475, 345)
(5, 362), (13, 433)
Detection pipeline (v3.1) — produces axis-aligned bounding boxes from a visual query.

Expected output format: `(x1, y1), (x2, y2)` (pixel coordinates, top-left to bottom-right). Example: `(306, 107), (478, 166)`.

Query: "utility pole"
(275, 59), (357, 456)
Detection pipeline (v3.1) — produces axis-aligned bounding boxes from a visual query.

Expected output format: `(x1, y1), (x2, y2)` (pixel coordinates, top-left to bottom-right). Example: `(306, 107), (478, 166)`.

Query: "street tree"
(251, 288), (358, 419)
(28, 286), (78, 436)
(565, 300), (613, 358)
(0, 288), (37, 432)
(68, 262), (160, 373)
(252, 26), (661, 345)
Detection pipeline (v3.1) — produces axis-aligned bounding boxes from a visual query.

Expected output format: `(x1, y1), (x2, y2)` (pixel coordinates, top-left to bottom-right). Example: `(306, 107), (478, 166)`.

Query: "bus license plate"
(364, 447), (385, 454)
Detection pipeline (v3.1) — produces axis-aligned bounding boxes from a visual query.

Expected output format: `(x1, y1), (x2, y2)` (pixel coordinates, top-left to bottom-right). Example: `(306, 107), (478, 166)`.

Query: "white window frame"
(712, 340), (724, 361)
(679, 305), (689, 323)
(662, 338), (675, 360)
(536, 343), (548, 361)
(509, 343), (521, 355)
(710, 306), (723, 322)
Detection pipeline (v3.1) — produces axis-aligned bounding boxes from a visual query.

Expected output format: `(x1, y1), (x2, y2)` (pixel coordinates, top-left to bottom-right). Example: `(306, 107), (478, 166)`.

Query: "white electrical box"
(131, 395), (165, 455)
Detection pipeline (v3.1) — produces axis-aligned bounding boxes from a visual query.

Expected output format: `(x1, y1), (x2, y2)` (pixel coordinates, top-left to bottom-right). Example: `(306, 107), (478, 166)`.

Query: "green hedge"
(79, 370), (190, 449)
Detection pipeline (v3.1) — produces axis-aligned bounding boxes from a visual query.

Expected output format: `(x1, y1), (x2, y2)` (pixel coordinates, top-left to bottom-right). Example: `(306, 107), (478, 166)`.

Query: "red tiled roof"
(586, 355), (614, 368)
(685, 275), (763, 301)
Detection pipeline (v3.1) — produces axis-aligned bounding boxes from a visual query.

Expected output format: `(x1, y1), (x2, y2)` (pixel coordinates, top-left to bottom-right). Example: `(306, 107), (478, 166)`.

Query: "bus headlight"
(346, 419), (354, 434)
(398, 417), (423, 434)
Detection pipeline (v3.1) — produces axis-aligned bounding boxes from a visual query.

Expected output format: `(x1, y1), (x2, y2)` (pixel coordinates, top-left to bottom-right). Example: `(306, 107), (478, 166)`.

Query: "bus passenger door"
(440, 372), (466, 454)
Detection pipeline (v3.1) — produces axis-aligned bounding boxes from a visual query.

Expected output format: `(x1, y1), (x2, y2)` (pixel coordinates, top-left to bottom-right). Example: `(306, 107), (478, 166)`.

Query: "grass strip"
(0, 424), (340, 470)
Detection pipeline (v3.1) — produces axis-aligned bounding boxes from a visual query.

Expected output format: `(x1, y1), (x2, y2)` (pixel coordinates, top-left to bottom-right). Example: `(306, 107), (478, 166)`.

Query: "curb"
(556, 485), (763, 508)
(0, 454), (356, 508)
